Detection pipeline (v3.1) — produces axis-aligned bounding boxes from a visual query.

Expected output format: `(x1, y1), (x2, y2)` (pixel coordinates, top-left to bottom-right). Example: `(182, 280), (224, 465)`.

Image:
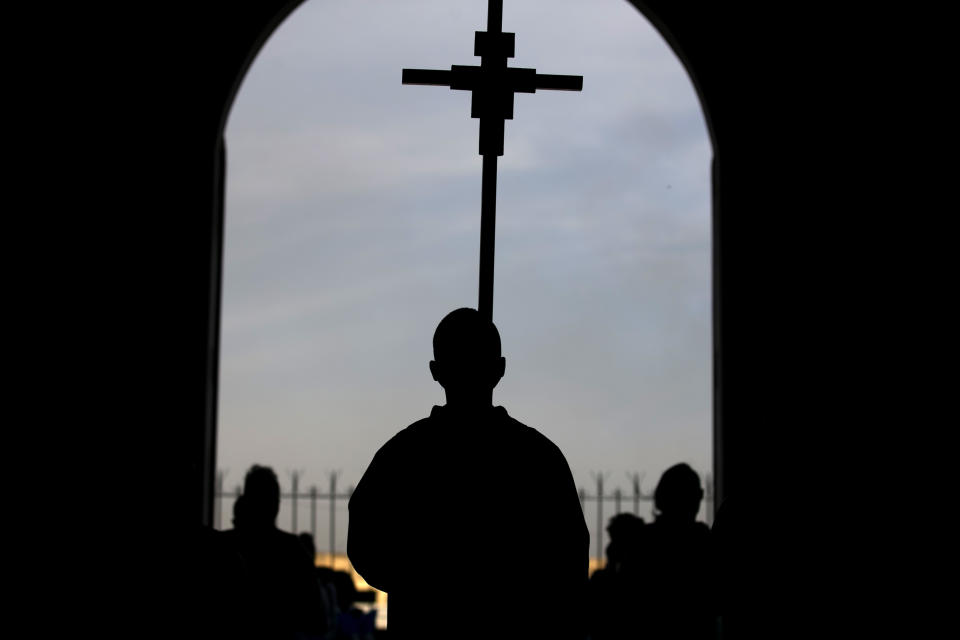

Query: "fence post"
(614, 487), (621, 515)
(596, 473), (604, 565)
(329, 471), (338, 567)
(632, 473), (640, 516)
(234, 485), (241, 527)
(290, 471), (298, 533)
(215, 470), (224, 530)
(311, 485), (317, 544)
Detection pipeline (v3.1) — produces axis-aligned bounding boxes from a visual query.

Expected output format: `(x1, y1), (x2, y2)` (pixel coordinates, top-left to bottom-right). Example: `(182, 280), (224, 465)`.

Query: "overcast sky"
(217, 0), (713, 556)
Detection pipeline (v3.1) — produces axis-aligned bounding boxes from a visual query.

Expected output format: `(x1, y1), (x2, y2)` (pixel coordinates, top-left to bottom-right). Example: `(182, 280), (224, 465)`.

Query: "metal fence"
(215, 469), (713, 565)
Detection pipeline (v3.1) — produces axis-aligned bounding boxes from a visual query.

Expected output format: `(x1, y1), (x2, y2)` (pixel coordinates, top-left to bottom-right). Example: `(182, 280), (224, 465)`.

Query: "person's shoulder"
(401, 414), (435, 436)
(372, 413), (435, 456)
(273, 528), (301, 545)
(644, 519), (667, 537)
(500, 409), (568, 459)
(275, 529), (312, 558)
(501, 409), (555, 442)
(390, 414), (434, 441)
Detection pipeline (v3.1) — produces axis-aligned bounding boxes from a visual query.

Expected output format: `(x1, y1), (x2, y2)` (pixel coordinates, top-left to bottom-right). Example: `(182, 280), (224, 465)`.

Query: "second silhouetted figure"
(348, 308), (589, 639)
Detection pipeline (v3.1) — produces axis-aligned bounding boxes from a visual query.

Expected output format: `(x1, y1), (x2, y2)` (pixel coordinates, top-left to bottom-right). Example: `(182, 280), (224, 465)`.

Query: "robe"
(348, 405), (589, 639)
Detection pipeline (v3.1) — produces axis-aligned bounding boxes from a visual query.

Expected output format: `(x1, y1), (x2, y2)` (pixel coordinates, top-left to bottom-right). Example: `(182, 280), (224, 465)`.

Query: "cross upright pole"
(402, 0), (582, 322)
(479, 151), (497, 320)
(488, 0), (502, 31)
(478, 0), (503, 321)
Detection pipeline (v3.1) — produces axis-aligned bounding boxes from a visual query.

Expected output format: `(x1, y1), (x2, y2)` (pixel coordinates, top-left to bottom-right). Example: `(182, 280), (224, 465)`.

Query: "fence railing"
(215, 469), (713, 565)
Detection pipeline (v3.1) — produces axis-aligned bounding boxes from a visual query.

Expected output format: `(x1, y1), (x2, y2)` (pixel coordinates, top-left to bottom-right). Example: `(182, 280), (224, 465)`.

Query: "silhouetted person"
(348, 308), (589, 639)
(605, 512), (645, 574)
(299, 533), (340, 639)
(588, 513), (645, 640)
(224, 465), (327, 639)
(315, 566), (342, 638)
(639, 463), (714, 640)
(325, 570), (378, 640)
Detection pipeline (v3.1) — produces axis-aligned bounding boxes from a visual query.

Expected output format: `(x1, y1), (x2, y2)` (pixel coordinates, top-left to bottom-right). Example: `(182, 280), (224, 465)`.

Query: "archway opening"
(216, 0), (713, 630)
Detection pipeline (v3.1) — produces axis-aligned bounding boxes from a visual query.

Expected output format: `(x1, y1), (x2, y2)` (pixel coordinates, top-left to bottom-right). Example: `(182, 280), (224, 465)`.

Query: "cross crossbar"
(402, 35), (582, 157)
(402, 68), (583, 94)
(400, 0), (582, 321)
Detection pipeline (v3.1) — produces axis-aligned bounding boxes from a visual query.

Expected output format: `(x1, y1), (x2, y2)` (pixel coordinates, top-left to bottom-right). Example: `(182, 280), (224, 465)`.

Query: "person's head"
(429, 308), (505, 407)
(606, 513), (644, 567)
(653, 463), (704, 522)
(607, 512), (644, 541)
(242, 465), (281, 528)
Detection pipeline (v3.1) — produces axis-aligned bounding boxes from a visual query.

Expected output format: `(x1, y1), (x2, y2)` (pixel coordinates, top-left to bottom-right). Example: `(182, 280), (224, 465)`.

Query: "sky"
(217, 0), (713, 559)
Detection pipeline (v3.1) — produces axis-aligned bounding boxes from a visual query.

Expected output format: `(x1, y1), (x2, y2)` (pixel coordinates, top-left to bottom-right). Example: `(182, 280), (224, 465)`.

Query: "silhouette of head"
(606, 513), (644, 567)
(607, 512), (644, 541)
(653, 463), (704, 522)
(429, 308), (505, 406)
(241, 465), (281, 528)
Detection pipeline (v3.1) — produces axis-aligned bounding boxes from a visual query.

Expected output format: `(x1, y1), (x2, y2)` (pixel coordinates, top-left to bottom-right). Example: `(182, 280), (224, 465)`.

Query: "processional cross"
(403, 0), (582, 322)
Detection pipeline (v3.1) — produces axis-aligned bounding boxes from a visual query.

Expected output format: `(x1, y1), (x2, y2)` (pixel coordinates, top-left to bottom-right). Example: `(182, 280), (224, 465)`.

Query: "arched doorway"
(215, 2), (714, 604)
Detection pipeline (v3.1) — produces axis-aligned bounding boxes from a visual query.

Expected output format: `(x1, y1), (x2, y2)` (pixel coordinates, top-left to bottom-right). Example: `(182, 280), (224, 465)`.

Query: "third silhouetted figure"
(223, 465), (327, 639)
(640, 463), (714, 640)
(348, 308), (589, 639)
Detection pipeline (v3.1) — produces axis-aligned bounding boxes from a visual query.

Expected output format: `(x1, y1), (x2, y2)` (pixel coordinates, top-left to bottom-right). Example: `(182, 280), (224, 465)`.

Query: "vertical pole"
(487, 0), (503, 33)
(478, 154), (498, 322)
(311, 485), (317, 544)
(215, 471), (223, 530)
(329, 472), (337, 567)
(614, 488), (622, 515)
(291, 471), (299, 533)
(596, 474), (604, 566)
(234, 485), (241, 527)
(632, 473), (640, 516)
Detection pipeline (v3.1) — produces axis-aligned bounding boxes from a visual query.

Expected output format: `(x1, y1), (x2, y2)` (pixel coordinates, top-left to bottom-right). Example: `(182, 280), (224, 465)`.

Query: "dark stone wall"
(22, 2), (891, 633)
